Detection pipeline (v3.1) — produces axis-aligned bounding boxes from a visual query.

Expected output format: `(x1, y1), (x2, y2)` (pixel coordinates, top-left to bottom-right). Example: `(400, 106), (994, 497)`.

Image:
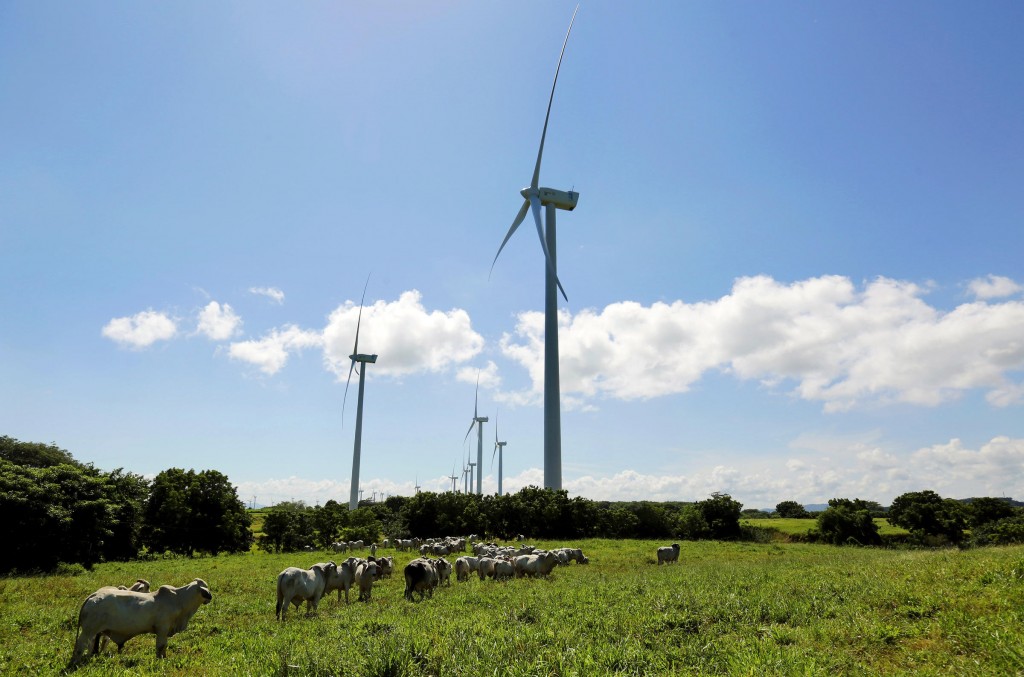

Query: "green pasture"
(3, 540), (1023, 675)
(742, 517), (910, 538)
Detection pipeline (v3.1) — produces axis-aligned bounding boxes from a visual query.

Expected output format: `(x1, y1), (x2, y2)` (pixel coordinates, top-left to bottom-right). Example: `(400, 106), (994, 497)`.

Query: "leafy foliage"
(775, 500), (809, 518)
(814, 500), (882, 545)
(143, 468), (253, 556)
(0, 438), (149, 573)
(888, 490), (967, 545)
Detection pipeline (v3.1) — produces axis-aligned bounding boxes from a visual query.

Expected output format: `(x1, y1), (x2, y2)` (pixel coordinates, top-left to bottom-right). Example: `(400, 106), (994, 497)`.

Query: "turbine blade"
(531, 4), (580, 191)
(341, 360), (356, 427)
(474, 374), (480, 419)
(463, 420), (476, 444)
(490, 200), (530, 278)
(352, 274), (370, 356)
(531, 193), (569, 302)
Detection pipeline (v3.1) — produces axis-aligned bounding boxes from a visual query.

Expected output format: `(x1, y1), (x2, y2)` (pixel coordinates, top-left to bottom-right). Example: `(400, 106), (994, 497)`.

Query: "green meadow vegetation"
(3, 540), (1024, 676)
(742, 517), (910, 538)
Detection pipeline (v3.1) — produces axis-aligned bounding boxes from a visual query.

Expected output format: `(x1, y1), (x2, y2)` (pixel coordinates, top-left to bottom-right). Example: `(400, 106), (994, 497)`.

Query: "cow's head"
(192, 579), (213, 603)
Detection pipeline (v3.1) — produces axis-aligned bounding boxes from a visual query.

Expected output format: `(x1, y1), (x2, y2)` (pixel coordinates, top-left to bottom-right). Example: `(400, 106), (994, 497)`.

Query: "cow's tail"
(274, 576), (284, 620)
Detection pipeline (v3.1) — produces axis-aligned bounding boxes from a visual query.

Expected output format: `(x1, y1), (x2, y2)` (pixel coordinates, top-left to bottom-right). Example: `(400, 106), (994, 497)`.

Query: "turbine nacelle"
(521, 186), (579, 212)
(349, 353), (378, 364)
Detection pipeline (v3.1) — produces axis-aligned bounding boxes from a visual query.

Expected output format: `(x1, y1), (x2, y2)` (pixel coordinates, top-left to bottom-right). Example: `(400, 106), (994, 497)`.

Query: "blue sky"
(3, 1), (1023, 509)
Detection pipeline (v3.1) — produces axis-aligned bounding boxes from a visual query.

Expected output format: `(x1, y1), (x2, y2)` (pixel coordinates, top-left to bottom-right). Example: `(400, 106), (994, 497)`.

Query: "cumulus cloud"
(228, 325), (322, 375)
(322, 290), (484, 380)
(101, 310), (177, 349)
(500, 275), (1024, 411)
(968, 275), (1022, 300)
(250, 286), (285, 304)
(196, 301), (242, 340)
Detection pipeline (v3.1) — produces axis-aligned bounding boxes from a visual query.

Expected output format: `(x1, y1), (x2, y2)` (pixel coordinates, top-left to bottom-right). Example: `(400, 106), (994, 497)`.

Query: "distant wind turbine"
(492, 411), (508, 497)
(448, 465), (459, 493)
(463, 375), (489, 495)
(414, 476), (421, 494)
(489, 5), (580, 491)
(344, 276), (378, 510)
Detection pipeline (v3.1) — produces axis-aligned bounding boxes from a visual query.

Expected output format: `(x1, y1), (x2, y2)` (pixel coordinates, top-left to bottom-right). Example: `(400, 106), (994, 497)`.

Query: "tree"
(965, 497), (1017, 529)
(0, 435), (82, 469)
(697, 493), (743, 540)
(815, 501), (881, 545)
(888, 490), (967, 545)
(0, 439), (149, 573)
(775, 500), (809, 518)
(143, 468), (252, 556)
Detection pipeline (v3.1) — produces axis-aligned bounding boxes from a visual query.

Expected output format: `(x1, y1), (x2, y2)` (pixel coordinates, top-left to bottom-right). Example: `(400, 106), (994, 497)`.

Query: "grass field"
(3, 540), (1023, 675)
(741, 517), (910, 538)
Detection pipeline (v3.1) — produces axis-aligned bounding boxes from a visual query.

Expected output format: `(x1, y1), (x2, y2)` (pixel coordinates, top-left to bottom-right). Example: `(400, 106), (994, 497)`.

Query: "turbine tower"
(448, 466), (459, 493)
(414, 476), (421, 494)
(490, 5), (580, 491)
(344, 277), (378, 510)
(463, 375), (488, 495)
(492, 411), (508, 497)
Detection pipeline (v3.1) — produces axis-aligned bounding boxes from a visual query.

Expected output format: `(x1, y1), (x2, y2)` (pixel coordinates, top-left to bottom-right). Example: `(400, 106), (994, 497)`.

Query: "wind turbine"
(448, 465), (459, 493)
(489, 5), (580, 491)
(463, 375), (489, 495)
(492, 411), (508, 497)
(344, 277), (378, 511)
(414, 476), (421, 494)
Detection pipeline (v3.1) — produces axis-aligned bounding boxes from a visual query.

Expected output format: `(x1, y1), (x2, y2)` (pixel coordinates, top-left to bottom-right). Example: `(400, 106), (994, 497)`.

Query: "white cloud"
(101, 310), (177, 349)
(196, 301), (242, 341)
(322, 290), (484, 380)
(228, 325), (322, 375)
(968, 275), (1022, 300)
(500, 275), (1024, 411)
(457, 361), (501, 389)
(250, 287), (285, 304)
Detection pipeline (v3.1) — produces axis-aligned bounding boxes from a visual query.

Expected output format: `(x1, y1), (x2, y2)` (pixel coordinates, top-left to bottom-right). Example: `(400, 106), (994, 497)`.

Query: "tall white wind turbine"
(492, 411), (508, 497)
(343, 277), (378, 511)
(490, 5), (580, 491)
(448, 465), (459, 494)
(463, 375), (489, 495)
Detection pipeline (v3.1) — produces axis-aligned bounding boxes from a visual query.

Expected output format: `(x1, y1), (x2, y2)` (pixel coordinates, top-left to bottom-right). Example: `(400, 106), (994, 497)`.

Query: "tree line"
(5, 435), (1023, 572)
(0, 437), (252, 574)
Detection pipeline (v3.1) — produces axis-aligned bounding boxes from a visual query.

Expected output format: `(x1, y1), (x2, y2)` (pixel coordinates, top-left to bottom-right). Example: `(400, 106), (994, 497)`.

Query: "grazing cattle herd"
(68, 536), (681, 666)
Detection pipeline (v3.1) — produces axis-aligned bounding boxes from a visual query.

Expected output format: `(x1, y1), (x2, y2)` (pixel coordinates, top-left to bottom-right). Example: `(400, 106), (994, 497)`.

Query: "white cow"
(376, 556), (394, 579)
(434, 557), (453, 587)
(275, 562), (337, 620)
(318, 559), (356, 604)
(476, 557), (496, 581)
(455, 556), (480, 582)
(514, 551), (559, 578)
(72, 579), (212, 665)
(355, 561), (379, 601)
(657, 543), (680, 565)
(492, 559), (515, 581)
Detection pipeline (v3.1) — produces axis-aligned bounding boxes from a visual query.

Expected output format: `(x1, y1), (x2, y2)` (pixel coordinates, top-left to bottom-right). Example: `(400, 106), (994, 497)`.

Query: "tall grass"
(2, 540), (1023, 675)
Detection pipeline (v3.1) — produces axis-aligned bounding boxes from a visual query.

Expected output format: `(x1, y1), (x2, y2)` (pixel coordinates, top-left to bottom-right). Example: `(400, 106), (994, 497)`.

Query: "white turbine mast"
(462, 374), (489, 495)
(492, 410), (508, 497)
(448, 465), (459, 493)
(489, 5), (580, 491)
(344, 275), (378, 510)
